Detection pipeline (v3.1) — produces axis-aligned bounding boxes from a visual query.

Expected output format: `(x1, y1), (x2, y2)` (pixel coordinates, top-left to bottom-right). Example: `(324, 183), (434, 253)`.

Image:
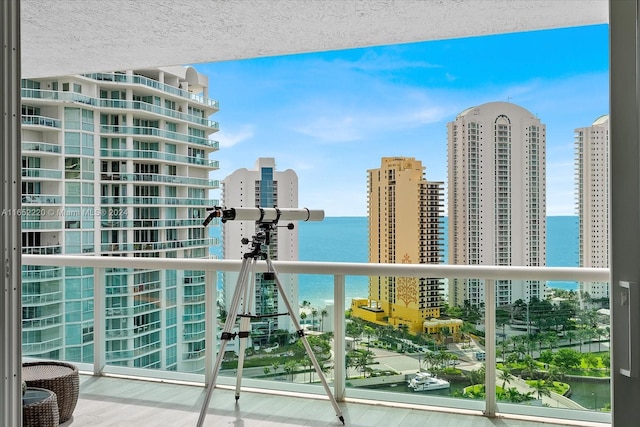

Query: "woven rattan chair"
(23, 387), (59, 427)
(23, 361), (79, 423)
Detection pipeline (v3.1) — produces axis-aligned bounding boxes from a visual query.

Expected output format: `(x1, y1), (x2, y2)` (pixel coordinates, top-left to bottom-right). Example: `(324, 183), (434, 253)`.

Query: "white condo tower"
(221, 158), (299, 346)
(575, 114), (610, 301)
(447, 101), (547, 308)
(21, 67), (219, 373)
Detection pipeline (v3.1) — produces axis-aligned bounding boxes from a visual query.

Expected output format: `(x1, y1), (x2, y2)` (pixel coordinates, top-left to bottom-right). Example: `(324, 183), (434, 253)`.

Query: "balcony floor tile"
(62, 374), (606, 427)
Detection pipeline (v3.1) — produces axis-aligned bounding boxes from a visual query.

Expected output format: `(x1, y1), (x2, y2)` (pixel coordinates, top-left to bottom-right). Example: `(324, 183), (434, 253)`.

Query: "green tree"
(602, 353), (611, 371)
(464, 366), (486, 386)
(346, 319), (364, 347)
(583, 352), (599, 370)
(553, 348), (582, 370)
(539, 350), (554, 364)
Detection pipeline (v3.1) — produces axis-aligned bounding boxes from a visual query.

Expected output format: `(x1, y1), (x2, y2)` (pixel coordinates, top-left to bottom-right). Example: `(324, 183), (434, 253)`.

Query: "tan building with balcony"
(351, 157), (444, 335)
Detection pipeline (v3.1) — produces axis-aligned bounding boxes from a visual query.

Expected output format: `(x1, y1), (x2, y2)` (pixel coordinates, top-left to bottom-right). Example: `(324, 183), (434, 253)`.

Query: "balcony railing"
(81, 73), (220, 109)
(21, 254), (611, 426)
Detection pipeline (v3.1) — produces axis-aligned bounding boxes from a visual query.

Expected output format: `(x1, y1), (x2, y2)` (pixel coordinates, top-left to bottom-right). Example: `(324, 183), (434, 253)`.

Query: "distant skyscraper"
(222, 158), (299, 343)
(447, 101), (547, 307)
(20, 67), (220, 373)
(352, 157), (444, 335)
(575, 114), (610, 300)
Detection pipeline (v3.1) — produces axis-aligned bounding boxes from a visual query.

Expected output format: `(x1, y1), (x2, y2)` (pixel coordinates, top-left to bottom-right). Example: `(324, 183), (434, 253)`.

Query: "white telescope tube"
(223, 207), (324, 222)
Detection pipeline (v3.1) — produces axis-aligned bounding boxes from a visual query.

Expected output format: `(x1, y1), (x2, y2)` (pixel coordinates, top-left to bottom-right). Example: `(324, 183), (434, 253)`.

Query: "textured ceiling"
(21, 0), (608, 78)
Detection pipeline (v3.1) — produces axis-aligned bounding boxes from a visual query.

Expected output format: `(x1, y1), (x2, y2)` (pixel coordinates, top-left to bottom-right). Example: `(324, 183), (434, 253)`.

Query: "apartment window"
(65, 157), (80, 179)
(65, 132), (81, 154)
(65, 107), (81, 130)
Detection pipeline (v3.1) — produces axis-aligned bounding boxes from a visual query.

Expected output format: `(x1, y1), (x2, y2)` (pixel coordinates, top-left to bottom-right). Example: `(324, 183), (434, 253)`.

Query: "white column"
(610, 1), (640, 425)
(1, 1), (23, 426)
(333, 274), (345, 400)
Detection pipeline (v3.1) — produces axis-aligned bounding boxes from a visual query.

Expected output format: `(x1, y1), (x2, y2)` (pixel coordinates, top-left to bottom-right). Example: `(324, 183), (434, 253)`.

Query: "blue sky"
(194, 24), (609, 217)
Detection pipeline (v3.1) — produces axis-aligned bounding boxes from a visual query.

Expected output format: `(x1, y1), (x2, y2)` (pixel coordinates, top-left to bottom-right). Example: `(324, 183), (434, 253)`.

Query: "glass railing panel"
(341, 278), (483, 412)
(22, 168), (63, 179)
(18, 257), (609, 425)
(22, 142), (62, 154)
(21, 115), (61, 128)
(493, 280), (611, 422)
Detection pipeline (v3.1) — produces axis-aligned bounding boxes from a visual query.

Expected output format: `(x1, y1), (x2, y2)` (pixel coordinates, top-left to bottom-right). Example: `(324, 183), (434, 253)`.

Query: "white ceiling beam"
(21, 0), (608, 78)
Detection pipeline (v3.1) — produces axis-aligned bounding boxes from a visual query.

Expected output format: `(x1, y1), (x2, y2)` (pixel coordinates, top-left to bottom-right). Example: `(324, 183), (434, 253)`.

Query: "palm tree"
(271, 361), (281, 376)
(353, 350), (375, 378)
(320, 309), (328, 332)
(522, 355), (538, 379)
(311, 308), (318, 331)
(363, 325), (375, 350)
(283, 360), (299, 382)
(531, 379), (551, 401)
(546, 365), (567, 384)
(300, 311), (307, 327)
(546, 331), (559, 351)
(498, 367), (514, 390)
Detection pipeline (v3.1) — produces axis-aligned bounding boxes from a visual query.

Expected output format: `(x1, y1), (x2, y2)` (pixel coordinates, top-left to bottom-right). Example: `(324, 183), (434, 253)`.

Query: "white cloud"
(290, 101), (452, 144)
(215, 125), (254, 148)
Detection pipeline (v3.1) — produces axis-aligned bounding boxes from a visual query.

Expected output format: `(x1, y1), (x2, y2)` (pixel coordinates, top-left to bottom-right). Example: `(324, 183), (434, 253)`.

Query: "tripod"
(196, 222), (345, 426)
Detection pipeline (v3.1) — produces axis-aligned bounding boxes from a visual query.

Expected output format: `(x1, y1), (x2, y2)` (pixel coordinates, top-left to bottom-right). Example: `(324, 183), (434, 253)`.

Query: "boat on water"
(407, 372), (450, 392)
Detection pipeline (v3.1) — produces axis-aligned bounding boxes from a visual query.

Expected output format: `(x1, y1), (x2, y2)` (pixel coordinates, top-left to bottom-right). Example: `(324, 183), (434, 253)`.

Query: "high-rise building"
(221, 158), (299, 345)
(20, 67), (220, 373)
(351, 157), (445, 335)
(575, 114), (610, 301)
(447, 101), (547, 307)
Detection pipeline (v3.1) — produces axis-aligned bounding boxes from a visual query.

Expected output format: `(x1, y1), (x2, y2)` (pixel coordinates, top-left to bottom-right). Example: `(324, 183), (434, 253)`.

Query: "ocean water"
(211, 216), (580, 307)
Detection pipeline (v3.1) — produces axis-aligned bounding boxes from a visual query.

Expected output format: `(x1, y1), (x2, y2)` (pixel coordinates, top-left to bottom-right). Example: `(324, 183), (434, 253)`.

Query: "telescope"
(202, 206), (324, 227)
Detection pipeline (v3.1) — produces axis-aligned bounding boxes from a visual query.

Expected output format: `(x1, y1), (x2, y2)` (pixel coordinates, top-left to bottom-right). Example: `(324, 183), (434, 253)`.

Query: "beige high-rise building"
(352, 157), (444, 335)
(447, 101), (547, 308)
(575, 114), (610, 301)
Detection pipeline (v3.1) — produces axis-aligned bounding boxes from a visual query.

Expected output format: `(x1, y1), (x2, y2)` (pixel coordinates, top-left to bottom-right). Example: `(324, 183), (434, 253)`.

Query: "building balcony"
(21, 168), (63, 180)
(100, 148), (219, 169)
(81, 72), (220, 110)
(21, 114), (61, 129)
(21, 254), (611, 427)
(99, 125), (219, 150)
(21, 141), (62, 155)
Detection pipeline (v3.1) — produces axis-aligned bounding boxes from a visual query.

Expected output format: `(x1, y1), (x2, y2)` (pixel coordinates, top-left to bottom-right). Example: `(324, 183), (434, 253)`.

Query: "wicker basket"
(23, 361), (79, 423)
(23, 387), (59, 427)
